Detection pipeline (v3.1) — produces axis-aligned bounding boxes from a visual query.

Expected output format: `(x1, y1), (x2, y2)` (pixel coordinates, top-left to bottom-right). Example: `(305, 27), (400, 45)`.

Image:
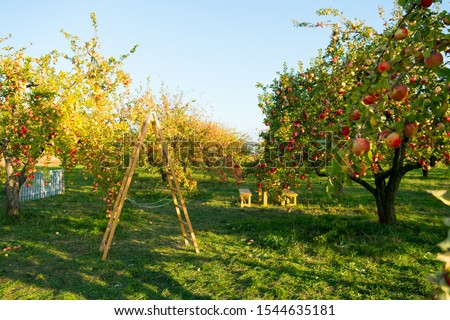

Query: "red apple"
(379, 129), (390, 141)
(377, 61), (391, 73)
(340, 126), (350, 137)
(352, 138), (371, 156)
(403, 122), (418, 137)
(362, 94), (375, 105)
(424, 52), (443, 68)
(336, 108), (343, 115)
(350, 109), (361, 121)
(294, 120), (301, 128)
(389, 83), (408, 101)
(445, 272), (450, 286)
(420, 0), (433, 7)
(443, 115), (450, 123)
(436, 122), (445, 130)
(394, 27), (408, 40)
(319, 112), (326, 119)
(385, 132), (402, 148)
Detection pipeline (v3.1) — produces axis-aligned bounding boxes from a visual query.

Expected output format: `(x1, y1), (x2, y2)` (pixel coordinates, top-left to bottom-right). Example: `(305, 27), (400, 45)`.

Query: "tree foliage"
(257, 0), (450, 224)
(1, 13), (249, 218)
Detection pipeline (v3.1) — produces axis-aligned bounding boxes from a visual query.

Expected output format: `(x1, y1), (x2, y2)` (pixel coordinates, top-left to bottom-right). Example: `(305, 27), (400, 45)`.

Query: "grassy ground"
(0, 167), (449, 300)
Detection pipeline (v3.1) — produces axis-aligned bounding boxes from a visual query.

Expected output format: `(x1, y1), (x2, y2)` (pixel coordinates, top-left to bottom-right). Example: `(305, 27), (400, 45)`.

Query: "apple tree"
(0, 14), (138, 218)
(257, 0), (450, 224)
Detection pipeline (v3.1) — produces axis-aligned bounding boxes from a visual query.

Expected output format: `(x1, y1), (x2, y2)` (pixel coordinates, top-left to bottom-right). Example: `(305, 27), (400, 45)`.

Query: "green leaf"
(435, 67), (450, 79)
(397, 0), (408, 8)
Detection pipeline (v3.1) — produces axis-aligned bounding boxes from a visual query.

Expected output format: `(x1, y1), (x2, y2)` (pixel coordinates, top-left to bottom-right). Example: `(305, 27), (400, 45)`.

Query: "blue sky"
(0, 1), (410, 140)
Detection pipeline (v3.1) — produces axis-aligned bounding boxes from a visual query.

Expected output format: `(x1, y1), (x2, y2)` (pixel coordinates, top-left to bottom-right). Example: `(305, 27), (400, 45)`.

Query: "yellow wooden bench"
(277, 189), (298, 206)
(239, 188), (252, 208)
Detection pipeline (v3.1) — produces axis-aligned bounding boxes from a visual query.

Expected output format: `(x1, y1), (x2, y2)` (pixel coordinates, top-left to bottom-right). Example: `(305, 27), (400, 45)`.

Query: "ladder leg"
(99, 111), (153, 260)
(150, 112), (200, 253)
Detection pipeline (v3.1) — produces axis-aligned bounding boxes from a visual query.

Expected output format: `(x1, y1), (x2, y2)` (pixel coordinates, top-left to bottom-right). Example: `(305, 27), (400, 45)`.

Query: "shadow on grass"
(0, 167), (448, 299)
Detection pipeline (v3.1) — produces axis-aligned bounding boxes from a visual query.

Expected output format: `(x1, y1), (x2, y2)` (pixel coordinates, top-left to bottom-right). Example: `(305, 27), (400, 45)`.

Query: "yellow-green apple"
(444, 15), (450, 25)
(352, 138), (371, 156)
(394, 27), (408, 40)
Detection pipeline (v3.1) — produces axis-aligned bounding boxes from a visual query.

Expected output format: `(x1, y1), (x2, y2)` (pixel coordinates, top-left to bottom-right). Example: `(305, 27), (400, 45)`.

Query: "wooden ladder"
(99, 111), (199, 261)
(150, 113), (200, 254)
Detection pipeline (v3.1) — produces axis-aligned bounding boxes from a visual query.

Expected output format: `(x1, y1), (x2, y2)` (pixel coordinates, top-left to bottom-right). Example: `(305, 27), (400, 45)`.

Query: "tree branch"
(376, 3), (418, 65)
(400, 161), (422, 175)
(349, 174), (376, 195)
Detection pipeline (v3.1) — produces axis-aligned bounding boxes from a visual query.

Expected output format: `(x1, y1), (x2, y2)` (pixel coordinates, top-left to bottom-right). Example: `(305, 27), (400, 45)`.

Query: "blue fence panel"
(20, 169), (64, 202)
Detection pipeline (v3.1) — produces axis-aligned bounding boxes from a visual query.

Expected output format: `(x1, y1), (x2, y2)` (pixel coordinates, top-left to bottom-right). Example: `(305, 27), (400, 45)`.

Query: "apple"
(376, 61), (391, 73)
(350, 109), (361, 121)
(444, 15), (450, 25)
(362, 94), (375, 105)
(319, 112), (326, 119)
(443, 115), (450, 123)
(394, 27), (408, 40)
(379, 129), (390, 141)
(389, 83), (408, 101)
(420, 0), (433, 7)
(445, 272), (450, 287)
(352, 138), (371, 156)
(385, 132), (402, 148)
(340, 126), (350, 137)
(403, 122), (418, 137)
(424, 52), (443, 68)
(336, 108), (343, 115)
(435, 122), (445, 130)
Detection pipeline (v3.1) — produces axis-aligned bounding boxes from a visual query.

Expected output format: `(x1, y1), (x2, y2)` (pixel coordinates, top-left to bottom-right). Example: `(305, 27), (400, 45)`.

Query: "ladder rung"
(174, 203), (184, 210)
(178, 219), (188, 226)
(183, 235), (195, 244)
(170, 187), (179, 193)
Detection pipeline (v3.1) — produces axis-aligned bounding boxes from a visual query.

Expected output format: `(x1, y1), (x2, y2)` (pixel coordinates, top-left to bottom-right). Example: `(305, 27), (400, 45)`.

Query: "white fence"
(20, 170), (64, 202)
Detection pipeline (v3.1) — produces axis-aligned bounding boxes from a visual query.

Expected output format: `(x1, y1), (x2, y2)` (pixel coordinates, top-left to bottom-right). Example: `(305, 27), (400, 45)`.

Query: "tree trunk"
(4, 158), (22, 218)
(374, 177), (397, 225)
(5, 175), (21, 217)
(2, 138), (26, 218)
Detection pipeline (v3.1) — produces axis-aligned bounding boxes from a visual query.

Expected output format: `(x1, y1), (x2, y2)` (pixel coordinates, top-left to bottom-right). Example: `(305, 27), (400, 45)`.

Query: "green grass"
(0, 167), (449, 299)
